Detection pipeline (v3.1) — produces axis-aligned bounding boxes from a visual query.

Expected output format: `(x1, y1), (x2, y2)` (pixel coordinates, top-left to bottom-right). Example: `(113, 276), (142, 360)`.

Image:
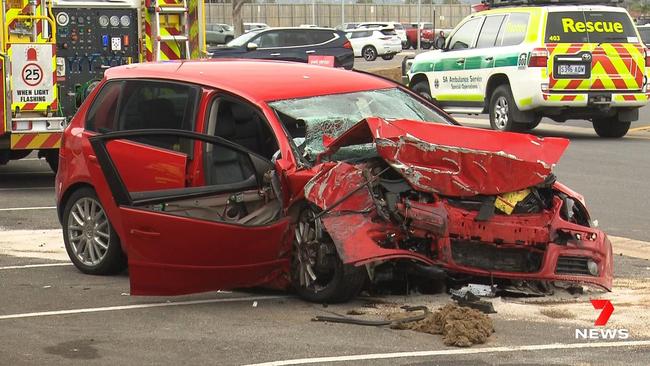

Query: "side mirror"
(247, 42), (258, 51)
(434, 37), (445, 50)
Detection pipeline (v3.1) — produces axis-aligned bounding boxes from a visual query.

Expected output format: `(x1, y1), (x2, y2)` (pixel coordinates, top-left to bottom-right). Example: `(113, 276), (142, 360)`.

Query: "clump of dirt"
(391, 304), (494, 347)
(540, 308), (576, 319)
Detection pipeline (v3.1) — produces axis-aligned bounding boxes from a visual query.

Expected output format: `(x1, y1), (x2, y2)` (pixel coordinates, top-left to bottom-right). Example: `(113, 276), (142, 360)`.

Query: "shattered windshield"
(268, 88), (448, 163)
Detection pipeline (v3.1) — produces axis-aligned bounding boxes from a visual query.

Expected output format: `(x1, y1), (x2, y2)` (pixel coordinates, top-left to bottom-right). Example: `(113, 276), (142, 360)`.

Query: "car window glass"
(86, 81), (122, 133)
(448, 18), (482, 50)
(545, 11), (636, 43)
(116, 80), (198, 152)
(381, 29), (397, 36)
(639, 27), (650, 44)
(281, 30), (311, 47)
(309, 30), (335, 44)
(498, 13), (529, 46)
(394, 23), (404, 30)
(256, 31), (281, 48)
(476, 15), (505, 48)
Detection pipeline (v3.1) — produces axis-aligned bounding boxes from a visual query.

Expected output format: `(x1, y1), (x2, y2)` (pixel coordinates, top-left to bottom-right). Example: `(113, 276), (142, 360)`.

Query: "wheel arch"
(57, 182), (96, 224)
(408, 73), (430, 89)
(485, 73), (510, 112)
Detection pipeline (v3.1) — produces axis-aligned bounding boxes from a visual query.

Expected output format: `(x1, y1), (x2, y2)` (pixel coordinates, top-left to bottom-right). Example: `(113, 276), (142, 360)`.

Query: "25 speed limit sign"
(22, 63), (44, 87)
(10, 44), (54, 104)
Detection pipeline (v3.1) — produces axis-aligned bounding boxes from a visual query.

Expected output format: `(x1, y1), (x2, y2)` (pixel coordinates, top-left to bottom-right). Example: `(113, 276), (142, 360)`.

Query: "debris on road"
(312, 305), (429, 327)
(391, 304), (494, 347)
(449, 284), (496, 298)
(451, 292), (496, 314)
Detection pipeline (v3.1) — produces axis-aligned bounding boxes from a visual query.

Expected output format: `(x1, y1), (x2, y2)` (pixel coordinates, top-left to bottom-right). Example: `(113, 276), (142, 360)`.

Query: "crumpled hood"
(321, 117), (570, 197)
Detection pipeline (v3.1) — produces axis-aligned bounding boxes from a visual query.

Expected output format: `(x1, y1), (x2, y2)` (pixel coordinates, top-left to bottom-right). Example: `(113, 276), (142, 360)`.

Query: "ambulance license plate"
(557, 64), (586, 76)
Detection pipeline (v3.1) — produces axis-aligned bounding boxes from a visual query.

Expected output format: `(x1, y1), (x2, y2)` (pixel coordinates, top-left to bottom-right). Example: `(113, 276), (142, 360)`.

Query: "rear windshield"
(545, 11), (637, 43)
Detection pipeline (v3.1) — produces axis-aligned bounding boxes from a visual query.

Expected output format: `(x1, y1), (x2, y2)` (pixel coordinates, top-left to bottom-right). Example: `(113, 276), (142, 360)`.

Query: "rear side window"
(476, 15), (506, 48)
(498, 13), (529, 46)
(381, 29), (397, 36)
(86, 81), (122, 133)
(545, 11), (637, 43)
(393, 23), (404, 30)
(308, 30), (336, 44)
(638, 27), (650, 44)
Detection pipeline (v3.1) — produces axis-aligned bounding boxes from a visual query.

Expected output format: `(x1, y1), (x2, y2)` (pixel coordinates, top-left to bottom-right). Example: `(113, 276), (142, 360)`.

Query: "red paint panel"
(325, 118), (569, 197)
(304, 162), (374, 212)
(122, 207), (291, 296)
(107, 140), (187, 193)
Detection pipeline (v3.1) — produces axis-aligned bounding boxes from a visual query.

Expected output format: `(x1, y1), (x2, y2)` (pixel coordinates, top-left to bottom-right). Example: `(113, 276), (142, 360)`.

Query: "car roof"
(479, 5), (629, 13)
(104, 60), (394, 103)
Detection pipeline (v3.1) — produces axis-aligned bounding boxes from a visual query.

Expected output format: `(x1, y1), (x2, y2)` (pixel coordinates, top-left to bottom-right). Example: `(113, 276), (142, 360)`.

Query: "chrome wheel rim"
(494, 96), (509, 130)
(67, 197), (110, 266)
(293, 210), (332, 292)
(364, 48), (375, 60)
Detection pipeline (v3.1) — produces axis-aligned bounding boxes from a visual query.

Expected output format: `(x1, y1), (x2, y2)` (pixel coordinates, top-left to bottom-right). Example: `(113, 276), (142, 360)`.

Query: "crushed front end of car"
(303, 117), (613, 291)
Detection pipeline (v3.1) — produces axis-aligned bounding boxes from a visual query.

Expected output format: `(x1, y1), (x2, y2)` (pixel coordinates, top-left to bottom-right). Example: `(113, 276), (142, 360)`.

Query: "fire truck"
(1, 0), (206, 172)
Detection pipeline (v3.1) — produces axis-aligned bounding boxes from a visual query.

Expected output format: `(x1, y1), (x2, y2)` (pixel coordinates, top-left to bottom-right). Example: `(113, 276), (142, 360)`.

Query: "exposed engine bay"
(302, 118), (613, 291)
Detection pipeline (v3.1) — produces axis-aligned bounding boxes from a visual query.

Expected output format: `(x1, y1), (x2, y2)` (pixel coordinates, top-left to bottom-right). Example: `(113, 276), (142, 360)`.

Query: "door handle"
(306, 50), (316, 54)
(270, 53), (281, 56)
(484, 56), (493, 61)
(130, 229), (161, 239)
(456, 58), (465, 64)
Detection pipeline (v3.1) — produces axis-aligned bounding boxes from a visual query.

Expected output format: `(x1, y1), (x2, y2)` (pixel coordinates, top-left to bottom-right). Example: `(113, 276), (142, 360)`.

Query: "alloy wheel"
(293, 210), (334, 292)
(67, 197), (110, 266)
(494, 96), (509, 130)
(363, 48), (376, 61)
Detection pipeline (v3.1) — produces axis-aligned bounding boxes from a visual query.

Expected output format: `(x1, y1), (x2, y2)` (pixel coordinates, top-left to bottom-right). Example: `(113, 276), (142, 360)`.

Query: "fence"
(204, 4), (472, 29)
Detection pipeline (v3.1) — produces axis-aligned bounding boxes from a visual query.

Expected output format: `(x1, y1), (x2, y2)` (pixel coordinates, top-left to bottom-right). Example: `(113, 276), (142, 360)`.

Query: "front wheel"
(592, 118), (631, 138)
(381, 54), (395, 61)
(291, 206), (366, 303)
(421, 42), (432, 49)
(412, 79), (433, 102)
(62, 187), (127, 275)
(362, 46), (377, 61)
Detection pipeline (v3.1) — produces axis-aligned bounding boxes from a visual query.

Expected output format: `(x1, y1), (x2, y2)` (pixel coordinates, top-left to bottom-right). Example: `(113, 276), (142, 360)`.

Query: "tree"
(232, 0), (251, 37)
(632, 0), (650, 17)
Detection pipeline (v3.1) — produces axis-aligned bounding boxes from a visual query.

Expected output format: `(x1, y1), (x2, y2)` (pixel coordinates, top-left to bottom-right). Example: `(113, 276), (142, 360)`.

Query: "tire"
(489, 84), (530, 132)
(291, 206), (367, 303)
(224, 36), (233, 44)
(592, 118), (631, 138)
(62, 187), (127, 275)
(44, 150), (59, 173)
(381, 54), (395, 61)
(362, 46), (377, 61)
(422, 42), (432, 49)
(402, 41), (411, 50)
(412, 79), (433, 102)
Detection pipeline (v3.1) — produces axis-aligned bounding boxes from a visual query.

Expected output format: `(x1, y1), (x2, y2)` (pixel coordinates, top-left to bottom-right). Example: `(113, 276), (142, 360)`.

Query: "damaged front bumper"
(305, 119), (612, 290)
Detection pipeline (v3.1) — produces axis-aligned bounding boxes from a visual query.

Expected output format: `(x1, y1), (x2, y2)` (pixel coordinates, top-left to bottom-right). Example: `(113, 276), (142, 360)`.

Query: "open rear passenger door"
(89, 130), (290, 296)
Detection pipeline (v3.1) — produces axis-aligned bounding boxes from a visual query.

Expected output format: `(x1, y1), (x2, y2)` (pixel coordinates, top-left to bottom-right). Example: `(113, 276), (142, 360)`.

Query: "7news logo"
(575, 300), (630, 339)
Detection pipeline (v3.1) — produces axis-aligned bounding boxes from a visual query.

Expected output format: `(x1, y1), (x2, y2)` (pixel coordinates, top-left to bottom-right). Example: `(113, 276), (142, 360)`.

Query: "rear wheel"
(43, 150), (59, 173)
(489, 84), (531, 132)
(62, 187), (127, 275)
(362, 46), (377, 61)
(422, 42), (432, 49)
(402, 41), (411, 50)
(381, 54), (395, 61)
(592, 118), (631, 138)
(291, 206), (366, 303)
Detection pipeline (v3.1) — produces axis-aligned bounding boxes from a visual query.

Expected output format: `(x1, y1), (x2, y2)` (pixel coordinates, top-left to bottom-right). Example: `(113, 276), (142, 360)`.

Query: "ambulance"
(1, 0), (206, 172)
(407, 0), (648, 137)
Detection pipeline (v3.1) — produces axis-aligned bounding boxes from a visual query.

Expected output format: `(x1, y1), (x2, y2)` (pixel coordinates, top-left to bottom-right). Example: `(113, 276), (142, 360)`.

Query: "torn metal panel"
(304, 162), (374, 212)
(321, 117), (570, 197)
(320, 213), (436, 266)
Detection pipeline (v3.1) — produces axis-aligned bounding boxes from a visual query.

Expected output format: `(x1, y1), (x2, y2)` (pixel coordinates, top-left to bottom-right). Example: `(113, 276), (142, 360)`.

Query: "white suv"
(356, 22), (408, 49)
(345, 28), (402, 61)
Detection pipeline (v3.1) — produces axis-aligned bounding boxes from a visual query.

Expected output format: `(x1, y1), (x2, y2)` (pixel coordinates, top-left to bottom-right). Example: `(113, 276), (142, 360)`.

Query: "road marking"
(630, 125), (650, 132)
(0, 187), (54, 191)
(245, 340), (650, 366)
(0, 295), (290, 320)
(0, 263), (72, 270)
(0, 206), (56, 211)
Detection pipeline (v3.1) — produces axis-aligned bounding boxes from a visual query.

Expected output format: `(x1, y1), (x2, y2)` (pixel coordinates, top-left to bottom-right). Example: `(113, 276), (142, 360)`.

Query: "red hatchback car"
(55, 60), (613, 302)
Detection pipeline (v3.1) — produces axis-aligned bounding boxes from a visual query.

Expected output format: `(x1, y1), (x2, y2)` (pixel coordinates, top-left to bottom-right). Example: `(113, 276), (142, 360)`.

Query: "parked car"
(335, 22), (360, 31)
(55, 60), (612, 303)
(345, 28), (402, 61)
(356, 21), (408, 49)
(244, 22), (269, 33)
(637, 24), (650, 47)
(402, 22), (435, 49)
(206, 23), (235, 45)
(210, 27), (354, 69)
